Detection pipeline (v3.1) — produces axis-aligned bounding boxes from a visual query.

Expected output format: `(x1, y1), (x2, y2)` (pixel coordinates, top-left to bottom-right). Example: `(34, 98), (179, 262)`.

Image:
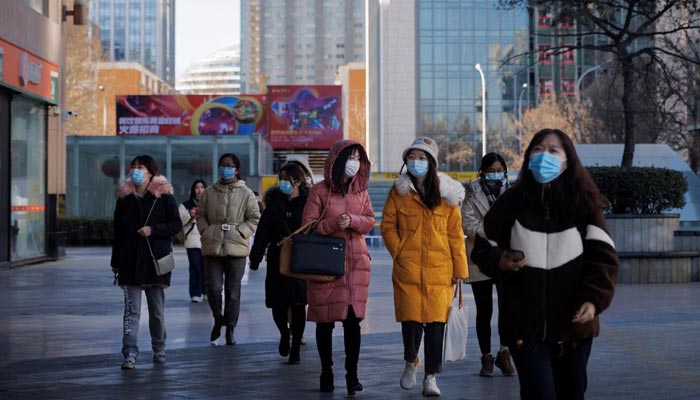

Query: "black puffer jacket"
(249, 187), (308, 308)
(111, 176), (182, 287)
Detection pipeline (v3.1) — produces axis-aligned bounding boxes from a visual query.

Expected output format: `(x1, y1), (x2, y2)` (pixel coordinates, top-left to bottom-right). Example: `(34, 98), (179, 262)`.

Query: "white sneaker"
(190, 296), (203, 303)
(422, 374), (441, 397)
(400, 358), (419, 390)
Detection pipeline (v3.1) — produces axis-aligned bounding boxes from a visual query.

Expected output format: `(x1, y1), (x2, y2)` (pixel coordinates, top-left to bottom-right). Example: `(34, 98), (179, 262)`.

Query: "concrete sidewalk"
(0, 246), (699, 399)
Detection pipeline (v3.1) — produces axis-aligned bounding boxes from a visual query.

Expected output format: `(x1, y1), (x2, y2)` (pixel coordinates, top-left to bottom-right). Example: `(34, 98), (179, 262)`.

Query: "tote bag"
(443, 282), (469, 362)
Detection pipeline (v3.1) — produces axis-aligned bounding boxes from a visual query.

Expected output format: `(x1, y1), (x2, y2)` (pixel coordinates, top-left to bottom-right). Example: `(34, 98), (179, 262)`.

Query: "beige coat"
(196, 180), (260, 257)
(461, 179), (492, 282)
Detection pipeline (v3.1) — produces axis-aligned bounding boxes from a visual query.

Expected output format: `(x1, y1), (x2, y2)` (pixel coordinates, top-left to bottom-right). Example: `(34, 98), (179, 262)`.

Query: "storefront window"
(10, 97), (46, 261)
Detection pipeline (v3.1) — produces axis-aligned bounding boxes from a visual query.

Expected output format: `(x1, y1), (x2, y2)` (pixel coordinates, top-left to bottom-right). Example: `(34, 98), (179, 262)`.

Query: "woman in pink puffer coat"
(301, 140), (375, 396)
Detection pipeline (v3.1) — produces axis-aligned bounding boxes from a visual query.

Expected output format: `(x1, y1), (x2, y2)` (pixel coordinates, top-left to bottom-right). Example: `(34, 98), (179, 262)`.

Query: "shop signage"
(0, 38), (59, 104)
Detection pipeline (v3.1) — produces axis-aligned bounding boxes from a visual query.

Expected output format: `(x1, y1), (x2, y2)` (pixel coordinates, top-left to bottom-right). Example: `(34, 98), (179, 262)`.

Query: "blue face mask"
(528, 152), (565, 183)
(484, 172), (505, 181)
(279, 180), (294, 195)
(130, 168), (146, 185)
(218, 166), (236, 181)
(407, 159), (428, 177)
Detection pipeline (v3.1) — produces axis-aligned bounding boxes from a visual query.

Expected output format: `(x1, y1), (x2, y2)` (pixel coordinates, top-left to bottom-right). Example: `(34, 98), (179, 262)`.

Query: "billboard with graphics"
(115, 94), (266, 136)
(267, 85), (342, 149)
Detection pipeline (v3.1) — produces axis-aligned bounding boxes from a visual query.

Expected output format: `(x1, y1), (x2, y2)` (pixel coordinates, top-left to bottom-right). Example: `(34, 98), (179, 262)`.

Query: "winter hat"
(402, 136), (439, 163)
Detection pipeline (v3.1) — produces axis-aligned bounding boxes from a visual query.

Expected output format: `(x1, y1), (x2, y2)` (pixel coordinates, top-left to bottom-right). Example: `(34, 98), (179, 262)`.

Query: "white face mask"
(344, 159), (360, 178)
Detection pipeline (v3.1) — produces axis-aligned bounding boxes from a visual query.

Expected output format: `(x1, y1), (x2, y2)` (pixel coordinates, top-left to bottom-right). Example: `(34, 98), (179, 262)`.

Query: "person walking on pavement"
(111, 155), (182, 370)
(301, 140), (375, 396)
(179, 179), (207, 303)
(380, 137), (468, 397)
(461, 152), (516, 377)
(249, 162), (309, 365)
(197, 153), (260, 346)
(472, 129), (619, 400)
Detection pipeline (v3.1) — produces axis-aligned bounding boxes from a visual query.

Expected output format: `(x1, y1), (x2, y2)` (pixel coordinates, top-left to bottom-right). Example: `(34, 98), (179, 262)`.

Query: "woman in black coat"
(249, 162), (309, 365)
(110, 155), (182, 370)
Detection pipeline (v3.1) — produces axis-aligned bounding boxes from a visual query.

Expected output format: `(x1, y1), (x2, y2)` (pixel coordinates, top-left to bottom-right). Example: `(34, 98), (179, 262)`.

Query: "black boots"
(346, 373), (363, 396)
(225, 325), (235, 345)
(320, 369), (334, 392)
(279, 329), (290, 357)
(210, 317), (222, 342)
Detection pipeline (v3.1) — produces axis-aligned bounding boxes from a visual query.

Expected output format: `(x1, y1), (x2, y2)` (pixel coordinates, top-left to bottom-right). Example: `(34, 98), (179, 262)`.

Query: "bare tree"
(499, 0), (700, 167)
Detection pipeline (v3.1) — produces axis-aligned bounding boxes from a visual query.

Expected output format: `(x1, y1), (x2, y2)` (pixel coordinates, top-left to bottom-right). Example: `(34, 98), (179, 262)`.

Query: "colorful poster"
(115, 94), (266, 136)
(267, 85), (342, 149)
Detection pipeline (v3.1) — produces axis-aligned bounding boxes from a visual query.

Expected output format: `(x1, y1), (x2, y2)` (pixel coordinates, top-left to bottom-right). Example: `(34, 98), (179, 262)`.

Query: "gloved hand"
(249, 262), (259, 271)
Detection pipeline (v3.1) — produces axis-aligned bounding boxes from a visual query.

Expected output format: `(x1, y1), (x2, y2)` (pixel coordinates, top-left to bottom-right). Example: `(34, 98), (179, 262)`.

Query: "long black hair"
(331, 144), (363, 195)
(188, 179), (207, 203)
(405, 152), (441, 210)
(516, 128), (606, 215)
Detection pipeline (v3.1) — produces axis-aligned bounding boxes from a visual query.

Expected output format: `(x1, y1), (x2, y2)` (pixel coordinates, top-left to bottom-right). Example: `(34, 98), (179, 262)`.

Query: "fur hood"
(394, 172), (465, 206)
(116, 175), (174, 199)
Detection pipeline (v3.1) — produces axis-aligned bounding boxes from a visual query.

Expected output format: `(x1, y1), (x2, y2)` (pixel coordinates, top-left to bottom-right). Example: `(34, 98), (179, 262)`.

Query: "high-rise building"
(368, 0), (530, 171)
(240, 0), (365, 93)
(176, 44), (241, 94)
(90, 0), (175, 84)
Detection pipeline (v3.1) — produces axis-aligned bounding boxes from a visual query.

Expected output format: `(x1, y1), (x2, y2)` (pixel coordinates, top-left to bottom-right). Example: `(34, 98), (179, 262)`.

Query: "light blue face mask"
(218, 166), (236, 181)
(279, 180), (294, 195)
(407, 159), (429, 177)
(484, 172), (505, 181)
(130, 168), (146, 185)
(528, 152), (564, 183)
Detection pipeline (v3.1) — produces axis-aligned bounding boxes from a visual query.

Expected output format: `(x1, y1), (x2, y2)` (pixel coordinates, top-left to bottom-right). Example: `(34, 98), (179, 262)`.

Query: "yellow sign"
(371, 171), (478, 182)
(260, 175), (278, 205)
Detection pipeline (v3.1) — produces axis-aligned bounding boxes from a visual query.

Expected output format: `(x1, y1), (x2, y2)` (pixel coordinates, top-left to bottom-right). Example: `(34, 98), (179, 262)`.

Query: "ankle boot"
(320, 369), (334, 392)
(225, 325), (235, 345)
(288, 338), (301, 365)
(346, 373), (363, 396)
(210, 317), (223, 342)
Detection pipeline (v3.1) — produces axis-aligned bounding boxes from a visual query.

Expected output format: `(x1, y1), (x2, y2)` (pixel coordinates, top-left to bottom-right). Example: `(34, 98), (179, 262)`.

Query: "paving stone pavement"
(0, 246), (699, 399)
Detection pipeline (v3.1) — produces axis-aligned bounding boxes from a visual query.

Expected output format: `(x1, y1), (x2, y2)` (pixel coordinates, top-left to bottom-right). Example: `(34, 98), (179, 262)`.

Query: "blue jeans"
(187, 248), (204, 298)
(121, 285), (166, 359)
(204, 256), (246, 326)
(509, 338), (593, 400)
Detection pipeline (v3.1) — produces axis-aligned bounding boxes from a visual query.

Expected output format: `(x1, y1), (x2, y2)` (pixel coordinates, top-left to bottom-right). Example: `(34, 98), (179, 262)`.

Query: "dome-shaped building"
(176, 44), (241, 94)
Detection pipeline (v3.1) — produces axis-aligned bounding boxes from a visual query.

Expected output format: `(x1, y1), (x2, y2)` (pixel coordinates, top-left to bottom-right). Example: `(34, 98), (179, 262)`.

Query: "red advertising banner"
(267, 85), (342, 149)
(116, 94), (266, 136)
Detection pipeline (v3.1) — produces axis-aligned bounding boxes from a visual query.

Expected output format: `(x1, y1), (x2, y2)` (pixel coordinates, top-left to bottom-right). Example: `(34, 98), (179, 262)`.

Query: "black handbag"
(289, 230), (346, 276)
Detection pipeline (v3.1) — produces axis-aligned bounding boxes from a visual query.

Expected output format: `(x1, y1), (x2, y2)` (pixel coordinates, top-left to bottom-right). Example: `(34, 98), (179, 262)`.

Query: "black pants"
(186, 248), (205, 298)
(316, 306), (361, 379)
(272, 305), (306, 351)
(471, 280), (506, 355)
(509, 338), (593, 400)
(401, 321), (445, 375)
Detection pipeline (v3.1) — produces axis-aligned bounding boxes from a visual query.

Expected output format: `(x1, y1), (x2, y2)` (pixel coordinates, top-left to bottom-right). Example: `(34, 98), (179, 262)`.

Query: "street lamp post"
(575, 60), (611, 142)
(475, 63), (486, 157)
(98, 85), (106, 135)
(518, 82), (528, 154)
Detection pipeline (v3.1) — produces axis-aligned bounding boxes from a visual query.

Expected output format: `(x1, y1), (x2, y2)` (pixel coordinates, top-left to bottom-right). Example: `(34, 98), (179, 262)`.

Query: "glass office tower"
(90, 0), (176, 84)
(416, 0), (530, 168)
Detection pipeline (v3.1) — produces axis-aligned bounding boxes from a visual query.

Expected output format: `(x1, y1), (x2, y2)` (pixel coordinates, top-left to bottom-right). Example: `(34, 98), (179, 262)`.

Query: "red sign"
(115, 94), (266, 136)
(0, 38), (59, 104)
(267, 85), (342, 149)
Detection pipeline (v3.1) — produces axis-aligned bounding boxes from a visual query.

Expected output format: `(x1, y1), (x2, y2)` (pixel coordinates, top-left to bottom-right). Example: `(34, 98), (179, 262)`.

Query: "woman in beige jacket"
(197, 153), (260, 345)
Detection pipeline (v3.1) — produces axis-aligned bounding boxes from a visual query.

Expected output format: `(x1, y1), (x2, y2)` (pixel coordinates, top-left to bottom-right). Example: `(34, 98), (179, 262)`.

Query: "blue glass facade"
(417, 0), (530, 166)
(91, 0), (175, 84)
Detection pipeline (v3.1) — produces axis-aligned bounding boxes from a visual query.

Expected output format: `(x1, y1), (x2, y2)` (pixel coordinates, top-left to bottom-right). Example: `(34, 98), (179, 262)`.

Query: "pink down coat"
(302, 140), (376, 323)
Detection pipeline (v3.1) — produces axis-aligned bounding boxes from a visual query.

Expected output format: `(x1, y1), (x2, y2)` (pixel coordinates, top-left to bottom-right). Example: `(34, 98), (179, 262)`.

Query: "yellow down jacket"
(381, 172), (468, 323)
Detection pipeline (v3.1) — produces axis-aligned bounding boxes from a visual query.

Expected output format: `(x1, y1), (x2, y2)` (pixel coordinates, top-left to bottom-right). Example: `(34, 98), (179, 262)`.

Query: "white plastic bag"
(443, 282), (468, 362)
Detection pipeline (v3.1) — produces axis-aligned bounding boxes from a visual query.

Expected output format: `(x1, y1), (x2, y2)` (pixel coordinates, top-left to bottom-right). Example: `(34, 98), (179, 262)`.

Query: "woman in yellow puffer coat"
(381, 137), (468, 397)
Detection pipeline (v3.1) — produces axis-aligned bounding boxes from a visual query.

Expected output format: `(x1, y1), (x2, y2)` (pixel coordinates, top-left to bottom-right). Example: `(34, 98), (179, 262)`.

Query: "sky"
(175, 0), (241, 81)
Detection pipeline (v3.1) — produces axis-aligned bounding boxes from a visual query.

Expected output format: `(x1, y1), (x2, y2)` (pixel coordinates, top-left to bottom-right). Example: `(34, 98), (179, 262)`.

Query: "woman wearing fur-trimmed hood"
(380, 136), (468, 396)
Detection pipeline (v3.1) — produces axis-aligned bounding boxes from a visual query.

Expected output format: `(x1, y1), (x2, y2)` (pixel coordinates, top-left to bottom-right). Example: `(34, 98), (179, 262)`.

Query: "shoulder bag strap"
(144, 197), (159, 263)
